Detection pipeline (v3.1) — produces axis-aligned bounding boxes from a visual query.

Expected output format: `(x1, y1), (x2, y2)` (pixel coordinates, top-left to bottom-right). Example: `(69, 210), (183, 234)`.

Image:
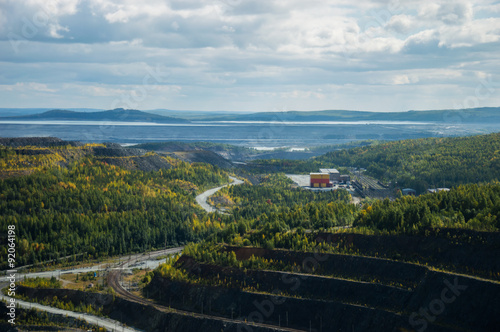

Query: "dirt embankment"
(171, 150), (234, 169)
(92, 144), (174, 172)
(223, 246), (428, 289)
(166, 251), (500, 332)
(178, 257), (412, 312)
(314, 230), (500, 280)
(97, 154), (174, 172)
(147, 275), (427, 332)
(16, 286), (283, 332)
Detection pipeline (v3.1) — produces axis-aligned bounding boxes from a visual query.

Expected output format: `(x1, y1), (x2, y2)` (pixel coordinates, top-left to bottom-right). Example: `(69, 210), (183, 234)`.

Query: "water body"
(0, 121), (496, 147)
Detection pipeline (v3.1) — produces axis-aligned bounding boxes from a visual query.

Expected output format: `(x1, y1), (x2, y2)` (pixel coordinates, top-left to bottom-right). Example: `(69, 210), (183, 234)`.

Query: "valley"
(1, 132), (499, 331)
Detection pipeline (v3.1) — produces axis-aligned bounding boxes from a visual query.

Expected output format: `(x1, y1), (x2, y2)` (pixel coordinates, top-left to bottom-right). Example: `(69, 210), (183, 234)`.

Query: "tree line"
(0, 157), (230, 269)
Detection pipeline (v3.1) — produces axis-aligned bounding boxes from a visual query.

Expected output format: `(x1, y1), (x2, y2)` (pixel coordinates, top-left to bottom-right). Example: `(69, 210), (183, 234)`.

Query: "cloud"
(386, 14), (416, 34)
(0, 0), (499, 111)
(0, 82), (57, 92)
(0, 0), (79, 40)
(418, 1), (473, 25)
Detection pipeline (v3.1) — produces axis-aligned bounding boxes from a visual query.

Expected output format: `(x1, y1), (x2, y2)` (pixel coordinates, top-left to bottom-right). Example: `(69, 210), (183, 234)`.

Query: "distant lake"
(0, 120), (433, 126)
(0, 120), (495, 147)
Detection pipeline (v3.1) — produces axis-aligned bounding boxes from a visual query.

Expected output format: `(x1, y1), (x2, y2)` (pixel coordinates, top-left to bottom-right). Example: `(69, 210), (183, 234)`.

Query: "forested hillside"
(146, 180), (500, 332)
(208, 181), (500, 249)
(355, 182), (500, 233)
(0, 147), (229, 269)
(316, 133), (500, 192)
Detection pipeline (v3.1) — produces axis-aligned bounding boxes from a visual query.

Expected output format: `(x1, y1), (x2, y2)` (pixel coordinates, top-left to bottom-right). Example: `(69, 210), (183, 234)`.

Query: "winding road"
(1, 177), (248, 330)
(0, 247), (183, 283)
(0, 247), (183, 331)
(0, 292), (141, 332)
(195, 175), (244, 213)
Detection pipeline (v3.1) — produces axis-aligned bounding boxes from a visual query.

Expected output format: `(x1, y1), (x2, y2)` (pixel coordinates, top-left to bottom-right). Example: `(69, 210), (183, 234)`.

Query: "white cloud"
(437, 18), (500, 48)
(418, 1), (473, 25)
(392, 75), (411, 85)
(0, 82), (57, 92)
(82, 85), (128, 97)
(0, 0), (499, 111)
(386, 14), (415, 34)
(281, 90), (326, 99)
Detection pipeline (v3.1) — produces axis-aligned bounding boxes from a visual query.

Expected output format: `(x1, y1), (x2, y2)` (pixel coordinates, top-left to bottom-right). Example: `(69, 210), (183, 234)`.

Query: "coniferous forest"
(0, 146), (229, 268)
(1, 134), (500, 332)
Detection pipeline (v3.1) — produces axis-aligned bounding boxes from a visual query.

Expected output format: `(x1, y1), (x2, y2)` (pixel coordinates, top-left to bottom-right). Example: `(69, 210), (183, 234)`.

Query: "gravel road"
(195, 176), (244, 213)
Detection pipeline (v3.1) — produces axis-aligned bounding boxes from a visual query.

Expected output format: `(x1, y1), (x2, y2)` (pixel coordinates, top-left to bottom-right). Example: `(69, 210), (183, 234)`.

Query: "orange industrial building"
(310, 173), (332, 188)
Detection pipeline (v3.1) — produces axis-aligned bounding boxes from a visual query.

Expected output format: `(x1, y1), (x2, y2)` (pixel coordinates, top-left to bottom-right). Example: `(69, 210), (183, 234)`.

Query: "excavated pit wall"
(16, 286), (283, 332)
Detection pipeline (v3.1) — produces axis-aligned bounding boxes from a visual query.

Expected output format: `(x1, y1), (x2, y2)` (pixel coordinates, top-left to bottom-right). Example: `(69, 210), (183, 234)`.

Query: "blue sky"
(0, 0), (500, 112)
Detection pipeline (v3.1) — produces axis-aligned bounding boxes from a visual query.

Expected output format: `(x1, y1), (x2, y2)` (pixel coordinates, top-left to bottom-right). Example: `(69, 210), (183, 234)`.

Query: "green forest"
(204, 181), (500, 250)
(0, 154), (229, 269)
(316, 133), (500, 192)
(356, 182), (500, 232)
(1, 133), (499, 274)
(151, 180), (500, 286)
(247, 133), (500, 193)
(208, 173), (357, 248)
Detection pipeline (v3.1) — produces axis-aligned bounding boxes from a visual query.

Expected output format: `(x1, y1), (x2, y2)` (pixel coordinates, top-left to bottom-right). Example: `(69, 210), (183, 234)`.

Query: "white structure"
(427, 188), (450, 193)
(320, 168), (340, 182)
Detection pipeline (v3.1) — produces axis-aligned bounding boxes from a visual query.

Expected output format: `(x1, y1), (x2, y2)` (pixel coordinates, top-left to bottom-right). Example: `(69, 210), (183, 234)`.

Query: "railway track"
(107, 266), (306, 332)
(353, 174), (394, 199)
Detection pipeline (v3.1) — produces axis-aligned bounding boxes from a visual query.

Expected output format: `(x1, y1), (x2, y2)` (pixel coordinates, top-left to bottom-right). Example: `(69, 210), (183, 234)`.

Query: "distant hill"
(135, 142), (255, 160)
(134, 141), (339, 161)
(0, 109), (190, 123)
(0, 137), (83, 148)
(0, 108), (106, 116)
(197, 107), (500, 123)
(146, 109), (249, 120)
(170, 150), (234, 169)
(2, 107), (499, 123)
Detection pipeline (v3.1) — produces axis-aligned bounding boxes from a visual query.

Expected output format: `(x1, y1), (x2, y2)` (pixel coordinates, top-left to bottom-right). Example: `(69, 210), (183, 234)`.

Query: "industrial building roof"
(319, 168), (339, 174)
(427, 188), (450, 193)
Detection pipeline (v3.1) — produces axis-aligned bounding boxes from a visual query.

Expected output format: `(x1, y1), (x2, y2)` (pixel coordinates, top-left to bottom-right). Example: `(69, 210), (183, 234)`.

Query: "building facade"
(310, 173), (332, 188)
(319, 168), (340, 182)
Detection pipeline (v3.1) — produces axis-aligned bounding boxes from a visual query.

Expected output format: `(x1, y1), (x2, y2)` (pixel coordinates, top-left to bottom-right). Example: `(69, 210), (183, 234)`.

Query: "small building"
(310, 173), (332, 188)
(402, 188), (417, 196)
(427, 188), (450, 194)
(340, 174), (350, 183)
(320, 168), (340, 182)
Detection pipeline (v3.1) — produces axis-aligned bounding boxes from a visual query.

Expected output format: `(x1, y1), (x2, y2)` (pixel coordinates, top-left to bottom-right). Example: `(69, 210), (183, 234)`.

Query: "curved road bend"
(196, 175), (244, 213)
(0, 292), (141, 332)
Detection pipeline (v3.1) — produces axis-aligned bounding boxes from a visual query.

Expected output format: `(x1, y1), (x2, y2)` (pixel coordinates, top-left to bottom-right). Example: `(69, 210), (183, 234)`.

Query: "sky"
(0, 0), (500, 112)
